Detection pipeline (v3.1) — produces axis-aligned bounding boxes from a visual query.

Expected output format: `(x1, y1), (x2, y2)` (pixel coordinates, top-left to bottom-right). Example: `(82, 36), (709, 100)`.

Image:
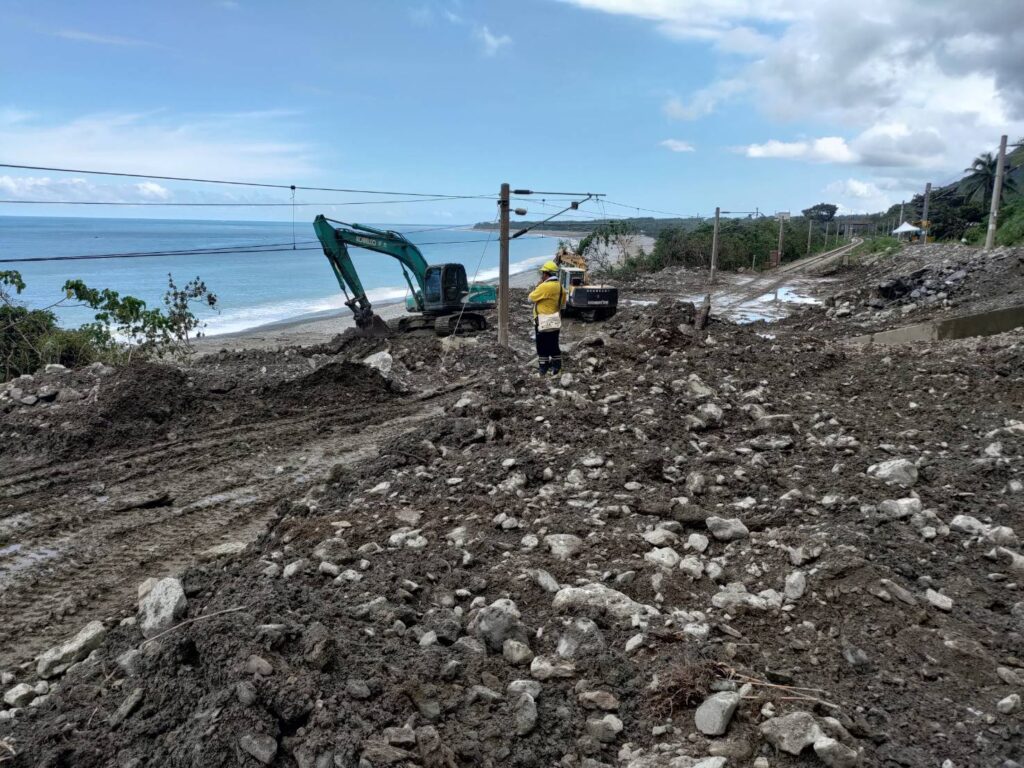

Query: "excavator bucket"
(355, 312), (393, 338)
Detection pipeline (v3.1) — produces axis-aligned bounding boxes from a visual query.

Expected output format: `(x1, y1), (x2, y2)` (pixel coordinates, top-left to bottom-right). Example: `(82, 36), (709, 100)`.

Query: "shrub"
(0, 271), (217, 382)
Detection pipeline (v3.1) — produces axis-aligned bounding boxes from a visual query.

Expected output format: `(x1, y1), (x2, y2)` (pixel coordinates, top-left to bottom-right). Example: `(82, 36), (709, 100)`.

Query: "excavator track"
(433, 312), (487, 336)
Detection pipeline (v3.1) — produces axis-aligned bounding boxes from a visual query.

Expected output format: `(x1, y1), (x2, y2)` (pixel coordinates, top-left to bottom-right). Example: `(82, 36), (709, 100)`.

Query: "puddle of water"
(0, 543), (61, 580)
(851, 304), (1024, 346)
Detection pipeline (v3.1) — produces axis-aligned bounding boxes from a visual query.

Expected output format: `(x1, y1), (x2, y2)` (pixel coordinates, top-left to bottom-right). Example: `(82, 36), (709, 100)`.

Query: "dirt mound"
(4, 293), (1024, 768)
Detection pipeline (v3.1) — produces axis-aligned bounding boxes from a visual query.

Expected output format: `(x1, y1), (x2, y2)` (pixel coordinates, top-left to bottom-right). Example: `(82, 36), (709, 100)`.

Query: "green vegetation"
(961, 151), (1018, 208)
(602, 215), (841, 278)
(801, 203), (838, 222)
(0, 271), (217, 382)
(851, 236), (902, 257)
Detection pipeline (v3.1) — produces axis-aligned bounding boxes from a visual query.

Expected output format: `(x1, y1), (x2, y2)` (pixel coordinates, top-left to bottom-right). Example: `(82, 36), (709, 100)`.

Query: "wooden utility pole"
(899, 200), (905, 224)
(823, 220), (829, 248)
(709, 206), (720, 283)
(807, 218), (813, 254)
(498, 182), (510, 347)
(920, 182), (931, 246)
(985, 134), (1008, 251)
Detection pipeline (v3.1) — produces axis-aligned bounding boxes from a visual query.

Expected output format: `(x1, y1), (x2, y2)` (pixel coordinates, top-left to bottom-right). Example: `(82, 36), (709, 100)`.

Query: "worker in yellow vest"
(528, 261), (565, 375)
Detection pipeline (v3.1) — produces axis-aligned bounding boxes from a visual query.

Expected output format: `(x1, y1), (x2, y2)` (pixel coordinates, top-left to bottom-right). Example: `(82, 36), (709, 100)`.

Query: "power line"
(601, 199), (695, 218)
(0, 234), (534, 264)
(0, 196), (492, 206)
(0, 162), (493, 199)
(0, 244), (323, 264)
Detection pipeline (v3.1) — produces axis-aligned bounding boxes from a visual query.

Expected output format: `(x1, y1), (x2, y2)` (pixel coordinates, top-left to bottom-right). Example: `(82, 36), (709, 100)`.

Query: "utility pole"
(920, 182), (931, 246)
(899, 200), (904, 224)
(709, 206), (721, 283)
(498, 182), (510, 348)
(807, 217), (813, 254)
(777, 215), (785, 263)
(985, 134), (1008, 251)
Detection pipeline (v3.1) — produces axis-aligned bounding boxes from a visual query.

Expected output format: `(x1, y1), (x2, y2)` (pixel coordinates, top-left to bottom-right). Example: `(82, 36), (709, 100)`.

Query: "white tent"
(892, 221), (921, 235)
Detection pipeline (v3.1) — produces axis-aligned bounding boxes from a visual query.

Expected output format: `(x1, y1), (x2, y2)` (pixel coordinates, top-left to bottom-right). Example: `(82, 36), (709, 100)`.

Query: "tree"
(577, 220), (641, 272)
(961, 151), (1019, 208)
(801, 203), (838, 222)
(1, 271), (217, 381)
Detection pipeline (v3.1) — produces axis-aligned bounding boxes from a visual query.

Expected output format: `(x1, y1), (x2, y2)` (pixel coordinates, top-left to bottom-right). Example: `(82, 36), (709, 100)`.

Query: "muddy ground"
(2, 247), (1023, 768)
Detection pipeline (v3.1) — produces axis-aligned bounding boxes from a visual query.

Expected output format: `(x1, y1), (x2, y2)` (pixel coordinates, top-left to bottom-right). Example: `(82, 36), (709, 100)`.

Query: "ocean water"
(0, 216), (561, 336)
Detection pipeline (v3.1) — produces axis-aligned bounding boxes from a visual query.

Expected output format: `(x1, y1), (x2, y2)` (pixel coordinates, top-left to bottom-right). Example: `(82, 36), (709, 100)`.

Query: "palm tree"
(961, 151), (1018, 208)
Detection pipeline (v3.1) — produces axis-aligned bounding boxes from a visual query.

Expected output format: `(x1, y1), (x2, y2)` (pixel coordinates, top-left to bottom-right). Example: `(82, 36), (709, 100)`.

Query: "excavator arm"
(313, 215), (431, 334)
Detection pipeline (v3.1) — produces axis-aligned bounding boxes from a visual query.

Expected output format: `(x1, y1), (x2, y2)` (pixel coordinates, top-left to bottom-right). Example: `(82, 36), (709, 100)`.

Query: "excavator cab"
(423, 264), (470, 313)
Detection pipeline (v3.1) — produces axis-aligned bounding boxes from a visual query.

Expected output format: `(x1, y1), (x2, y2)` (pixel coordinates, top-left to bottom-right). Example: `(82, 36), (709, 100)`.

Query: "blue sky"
(1, 0), (1021, 223)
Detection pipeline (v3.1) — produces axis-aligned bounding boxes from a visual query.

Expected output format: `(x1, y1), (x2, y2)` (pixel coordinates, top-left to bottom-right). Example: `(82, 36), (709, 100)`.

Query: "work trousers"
(535, 329), (561, 375)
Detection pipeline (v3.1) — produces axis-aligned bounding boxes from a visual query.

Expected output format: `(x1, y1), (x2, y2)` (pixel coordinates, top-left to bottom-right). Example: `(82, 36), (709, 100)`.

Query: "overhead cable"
(0, 162), (492, 199)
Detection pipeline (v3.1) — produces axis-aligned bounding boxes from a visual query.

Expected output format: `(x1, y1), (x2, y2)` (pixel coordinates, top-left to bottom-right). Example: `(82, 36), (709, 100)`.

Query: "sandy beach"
(190, 231), (653, 353)
(190, 255), (555, 353)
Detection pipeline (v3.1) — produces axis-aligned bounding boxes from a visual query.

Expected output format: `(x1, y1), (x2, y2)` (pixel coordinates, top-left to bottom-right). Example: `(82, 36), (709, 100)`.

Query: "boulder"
(694, 691), (740, 736)
(760, 711), (824, 755)
(867, 458), (918, 487)
(473, 599), (529, 652)
(138, 577), (187, 639)
(553, 583), (659, 625)
(36, 620), (107, 679)
(706, 517), (749, 541)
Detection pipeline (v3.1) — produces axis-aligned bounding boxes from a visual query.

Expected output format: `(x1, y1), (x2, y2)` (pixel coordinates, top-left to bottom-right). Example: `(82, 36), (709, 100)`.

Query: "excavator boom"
(313, 214), (495, 336)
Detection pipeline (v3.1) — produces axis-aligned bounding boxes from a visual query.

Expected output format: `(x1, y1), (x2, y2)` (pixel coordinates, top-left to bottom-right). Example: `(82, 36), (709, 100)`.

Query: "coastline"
(191, 254), (558, 353)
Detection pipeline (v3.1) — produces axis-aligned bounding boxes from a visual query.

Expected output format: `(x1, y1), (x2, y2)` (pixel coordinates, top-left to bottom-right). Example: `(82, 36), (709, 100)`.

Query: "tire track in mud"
(0, 400), (443, 668)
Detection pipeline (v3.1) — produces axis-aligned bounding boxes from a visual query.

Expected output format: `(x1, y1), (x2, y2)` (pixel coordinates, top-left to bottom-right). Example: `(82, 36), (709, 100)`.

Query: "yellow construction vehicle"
(554, 243), (619, 321)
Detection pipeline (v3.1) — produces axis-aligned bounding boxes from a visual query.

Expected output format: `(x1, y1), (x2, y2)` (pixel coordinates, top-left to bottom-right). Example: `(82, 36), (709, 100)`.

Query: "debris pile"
(2, 286), (1024, 767)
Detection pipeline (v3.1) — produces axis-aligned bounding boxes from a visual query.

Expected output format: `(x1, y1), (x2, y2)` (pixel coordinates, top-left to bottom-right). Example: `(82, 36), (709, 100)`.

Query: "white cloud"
(54, 29), (152, 47)
(0, 110), (314, 183)
(476, 25), (512, 56)
(745, 137), (856, 164)
(561, 0), (1024, 179)
(135, 182), (170, 199)
(660, 139), (695, 152)
(827, 178), (881, 200)
(664, 79), (746, 121)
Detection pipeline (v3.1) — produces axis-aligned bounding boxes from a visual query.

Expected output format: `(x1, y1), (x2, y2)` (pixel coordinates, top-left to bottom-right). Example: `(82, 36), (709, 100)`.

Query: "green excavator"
(313, 215), (497, 336)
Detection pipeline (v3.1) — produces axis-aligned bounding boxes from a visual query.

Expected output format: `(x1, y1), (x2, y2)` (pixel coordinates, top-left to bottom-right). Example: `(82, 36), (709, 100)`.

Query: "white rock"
(814, 736), (862, 768)
(553, 583), (659, 625)
(586, 713), (623, 743)
(679, 555), (704, 579)
(706, 516), (749, 541)
(138, 577), (187, 639)
(867, 458), (918, 487)
(685, 533), (709, 553)
(362, 351), (393, 376)
(3, 683), (34, 708)
(878, 498), (922, 519)
(503, 640), (534, 665)
(530, 655), (575, 680)
(36, 620), (107, 679)
(644, 547), (681, 569)
(282, 559), (308, 578)
(925, 589), (953, 612)
(694, 691), (740, 736)
(642, 529), (677, 546)
(997, 693), (1021, 714)
(760, 711), (824, 754)
(950, 515), (989, 536)
(785, 570), (807, 601)
(545, 534), (584, 560)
